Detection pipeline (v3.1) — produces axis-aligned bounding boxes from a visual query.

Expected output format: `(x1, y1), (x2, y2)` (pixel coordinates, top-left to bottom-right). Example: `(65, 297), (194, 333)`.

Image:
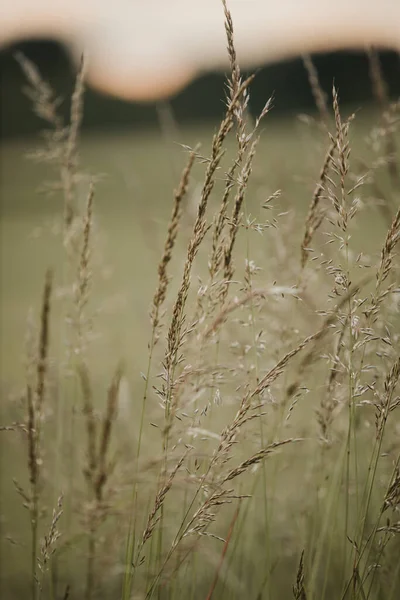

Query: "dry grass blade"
(78, 363), (97, 482)
(221, 95), (272, 300)
(205, 505), (240, 600)
(76, 181), (95, 311)
(83, 364), (123, 600)
(62, 585), (71, 600)
(223, 139), (259, 287)
(302, 54), (330, 128)
(22, 269), (54, 600)
(38, 495), (63, 577)
(95, 363), (123, 500)
(222, 0), (240, 99)
(26, 384), (37, 490)
(167, 437), (297, 581)
(210, 94), (267, 287)
(15, 52), (84, 231)
(164, 75), (254, 380)
(152, 148), (197, 331)
(74, 180), (95, 351)
(383, 465), (400, 511)
(330, 86), (352, 232)
(375, 355), (400, 437)
(210, 1), (272, 288)
(25, 268), (53, 499)
(376, 205), (400, 286)
(367, 47), (399, 185)
(140, 451), (188, 551)
(265, 273), (370, 422)
(35, 269), (53, 415)
(316, 314), (349, 442)
(66, 54), (85, 169)
(367, 48), (389, 111)
(368, 206), (400, 320)
(0, 423), (27, 432)
(293, 550), (307, 599)
(300, 138), (335, 269)
(209, 166), (236, 280)
(203, 286), (299, 338)
(291, 274), (372, 395)
(15, 52), (62, 128)
(63, 54), (86, 227)
(223, 439), (298, 483)
(251, 329), (324, 398)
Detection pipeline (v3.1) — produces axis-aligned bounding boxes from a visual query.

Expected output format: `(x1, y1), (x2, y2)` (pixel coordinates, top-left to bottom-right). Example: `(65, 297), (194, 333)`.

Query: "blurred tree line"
(1, 40), (399, 138)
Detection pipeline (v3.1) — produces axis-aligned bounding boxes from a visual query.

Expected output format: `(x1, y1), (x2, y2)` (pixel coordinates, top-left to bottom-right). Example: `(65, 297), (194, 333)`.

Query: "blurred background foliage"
(1, 40), (400, 139)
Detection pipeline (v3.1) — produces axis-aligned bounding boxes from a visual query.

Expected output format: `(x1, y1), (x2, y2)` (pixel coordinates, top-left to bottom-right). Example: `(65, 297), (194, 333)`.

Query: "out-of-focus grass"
(0, 113), (386, 383)
(0, 119), (299, 384)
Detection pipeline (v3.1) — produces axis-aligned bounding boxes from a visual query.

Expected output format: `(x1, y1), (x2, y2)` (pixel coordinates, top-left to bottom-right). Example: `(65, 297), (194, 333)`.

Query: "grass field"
(1, 40), (400, 600)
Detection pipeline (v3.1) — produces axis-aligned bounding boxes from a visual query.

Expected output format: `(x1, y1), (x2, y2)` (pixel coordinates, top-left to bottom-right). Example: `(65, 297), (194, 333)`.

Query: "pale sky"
(1, 0), (399, 100)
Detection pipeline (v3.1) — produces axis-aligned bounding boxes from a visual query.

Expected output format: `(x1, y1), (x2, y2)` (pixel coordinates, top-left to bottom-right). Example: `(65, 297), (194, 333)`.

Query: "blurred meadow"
(1, 111), (392, 379)
(1, 10), (400, 600)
